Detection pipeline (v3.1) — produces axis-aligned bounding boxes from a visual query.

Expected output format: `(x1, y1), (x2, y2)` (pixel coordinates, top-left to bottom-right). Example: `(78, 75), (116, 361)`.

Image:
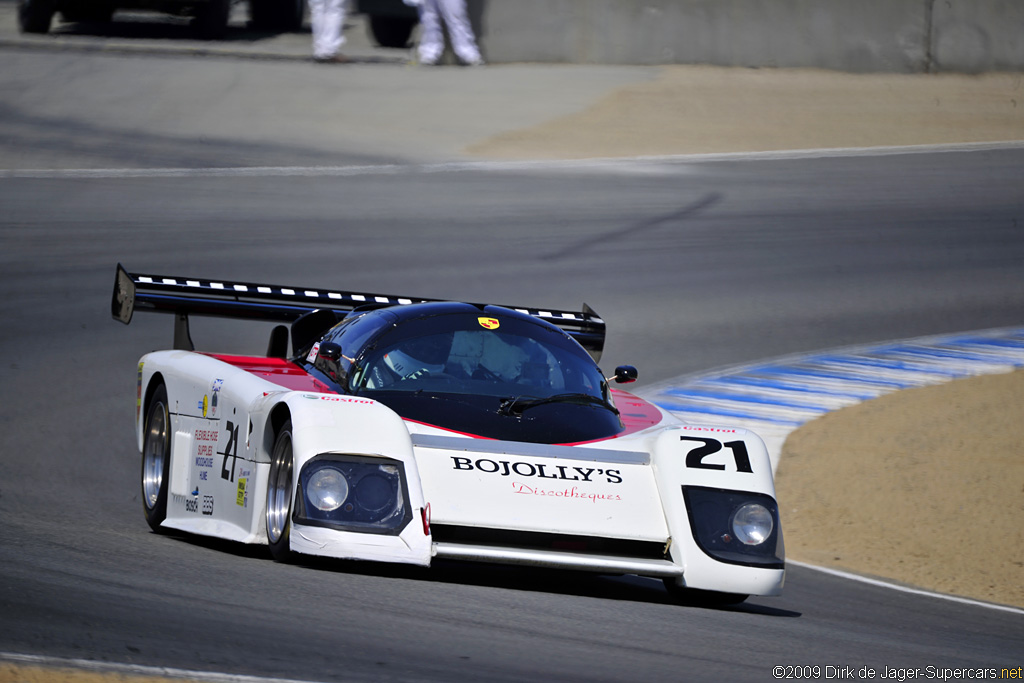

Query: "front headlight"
(307, 467), (349, 512)
(732, 503), (774, 545)
(296, 455), (412, 535)
(353, 465), (400, 513)
(682, 486), (783, 568)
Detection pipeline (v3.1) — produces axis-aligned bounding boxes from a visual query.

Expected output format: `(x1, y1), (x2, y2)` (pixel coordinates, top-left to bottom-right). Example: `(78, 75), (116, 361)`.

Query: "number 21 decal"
(680, 436), (753, 473)
(220, 421), (239, 482)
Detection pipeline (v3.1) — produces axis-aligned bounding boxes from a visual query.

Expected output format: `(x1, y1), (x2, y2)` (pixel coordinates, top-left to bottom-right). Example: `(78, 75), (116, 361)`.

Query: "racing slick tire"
(17, 0), (56, 33)
(249, 0), (303, 31)
(663, 579), (748, 607)
(141, 384), (172, 533)
(368, 15), (416, 48)
(266, 421), (296, 562)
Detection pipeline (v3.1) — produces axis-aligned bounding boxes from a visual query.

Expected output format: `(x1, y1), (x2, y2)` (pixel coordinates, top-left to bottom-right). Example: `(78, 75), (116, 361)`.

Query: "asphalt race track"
(2, 42), (1024, 683)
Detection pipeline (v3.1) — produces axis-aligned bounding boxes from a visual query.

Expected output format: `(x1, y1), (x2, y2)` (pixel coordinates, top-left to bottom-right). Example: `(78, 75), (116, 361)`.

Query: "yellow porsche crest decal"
(478, 317), (500, 330)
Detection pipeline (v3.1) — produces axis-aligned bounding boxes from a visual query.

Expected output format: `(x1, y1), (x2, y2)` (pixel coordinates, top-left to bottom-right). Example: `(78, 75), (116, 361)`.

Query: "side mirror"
(609, 365), (638, 384)
(319, 342), (342, 362)
(316, 342), (345, 383)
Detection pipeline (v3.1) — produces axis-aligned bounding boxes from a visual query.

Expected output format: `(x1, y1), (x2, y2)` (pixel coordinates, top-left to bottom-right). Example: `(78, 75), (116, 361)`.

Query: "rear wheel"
(141, 384), (171, 533)
(250, 0), (303, 31)
(194, 0), (231, 39)
(368, 15), (416, 48)
(18, 0), (57, 33)
(663, 579), (748, 607)
(266, 421), (295, 561)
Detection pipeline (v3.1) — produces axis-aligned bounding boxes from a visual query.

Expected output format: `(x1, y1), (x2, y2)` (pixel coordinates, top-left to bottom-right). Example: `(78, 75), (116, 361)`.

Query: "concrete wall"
(469, 0), (1024, 73)
(931, 0), (1024, 72)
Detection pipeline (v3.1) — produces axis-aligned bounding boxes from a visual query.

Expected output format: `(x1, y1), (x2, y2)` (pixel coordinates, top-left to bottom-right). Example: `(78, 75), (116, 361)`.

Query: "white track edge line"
(787, 560), (1024, 616)
(1, 141), (1022, 179)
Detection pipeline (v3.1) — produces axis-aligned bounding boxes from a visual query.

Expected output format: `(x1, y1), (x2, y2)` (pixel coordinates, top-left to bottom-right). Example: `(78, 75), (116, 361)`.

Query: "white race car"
(112, 264), (784, 605)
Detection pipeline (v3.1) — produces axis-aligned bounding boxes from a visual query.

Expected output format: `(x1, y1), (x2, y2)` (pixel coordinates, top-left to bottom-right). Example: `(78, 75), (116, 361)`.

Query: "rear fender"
(135, 351), (277, 452)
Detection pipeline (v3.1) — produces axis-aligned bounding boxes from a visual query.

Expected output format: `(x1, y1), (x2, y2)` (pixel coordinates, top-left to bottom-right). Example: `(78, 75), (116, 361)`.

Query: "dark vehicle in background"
(17, 0), (304, 39)
(355, 0), (417, 47)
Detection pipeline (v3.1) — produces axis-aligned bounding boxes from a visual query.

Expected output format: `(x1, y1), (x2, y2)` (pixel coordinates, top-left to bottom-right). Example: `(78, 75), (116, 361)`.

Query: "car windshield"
(349, 315), (609, 403)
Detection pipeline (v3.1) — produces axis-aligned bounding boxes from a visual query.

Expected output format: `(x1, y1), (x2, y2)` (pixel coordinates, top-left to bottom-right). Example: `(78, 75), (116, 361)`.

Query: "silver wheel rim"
(266, 432), (293, 544)
(142, 400), (168, 510)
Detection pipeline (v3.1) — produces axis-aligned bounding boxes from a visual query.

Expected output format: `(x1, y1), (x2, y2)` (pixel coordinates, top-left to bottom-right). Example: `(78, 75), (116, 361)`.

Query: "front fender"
(652, 424), (785, 596)
(275, 393), (416, 464)
(264, 392), (432, 566)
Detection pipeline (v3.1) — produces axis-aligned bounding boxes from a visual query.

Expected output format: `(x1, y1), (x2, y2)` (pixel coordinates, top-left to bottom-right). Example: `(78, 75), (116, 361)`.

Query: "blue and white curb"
(638, 326), (1024, 474)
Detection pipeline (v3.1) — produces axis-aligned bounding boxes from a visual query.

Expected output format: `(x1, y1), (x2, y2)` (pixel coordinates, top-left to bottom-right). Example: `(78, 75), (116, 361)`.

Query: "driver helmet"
(383, 349), (445, 379)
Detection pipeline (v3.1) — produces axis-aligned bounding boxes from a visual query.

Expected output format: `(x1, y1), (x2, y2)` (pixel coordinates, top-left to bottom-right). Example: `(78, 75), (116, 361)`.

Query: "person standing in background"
(408, 0), (484, 66)
(309, 0), (348, 63)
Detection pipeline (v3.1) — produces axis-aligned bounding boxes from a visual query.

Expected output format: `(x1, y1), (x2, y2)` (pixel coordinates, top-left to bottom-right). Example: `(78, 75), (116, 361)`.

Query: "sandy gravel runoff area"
(468, 66), (1024, 159)
(0, 666), (201, 683)
(776, 370), (1024, 610)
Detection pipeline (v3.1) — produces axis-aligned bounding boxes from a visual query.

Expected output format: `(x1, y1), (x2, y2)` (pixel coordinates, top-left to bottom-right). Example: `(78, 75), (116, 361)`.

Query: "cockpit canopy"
(303, 302), (622, 443)
(320, 303), (607, 399)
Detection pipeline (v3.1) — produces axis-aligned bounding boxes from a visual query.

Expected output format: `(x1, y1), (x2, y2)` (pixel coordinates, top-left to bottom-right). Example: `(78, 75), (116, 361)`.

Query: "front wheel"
(141, 384), (172, 532)
(266, 421), (295, 561)
(663, 578), (747, 607)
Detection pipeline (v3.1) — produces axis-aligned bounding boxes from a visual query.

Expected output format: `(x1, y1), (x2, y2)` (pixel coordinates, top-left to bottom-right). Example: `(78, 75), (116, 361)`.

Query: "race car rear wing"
(111, 264), (606, 361)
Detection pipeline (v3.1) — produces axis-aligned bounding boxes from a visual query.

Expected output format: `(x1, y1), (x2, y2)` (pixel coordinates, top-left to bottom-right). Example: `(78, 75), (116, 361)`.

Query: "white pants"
(417, 0), (482, 64)
(308, 0), (346, 58)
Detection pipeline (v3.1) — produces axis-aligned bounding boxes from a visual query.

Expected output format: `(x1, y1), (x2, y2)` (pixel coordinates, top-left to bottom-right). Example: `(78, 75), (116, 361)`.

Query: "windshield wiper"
(497, 393), (618, 417)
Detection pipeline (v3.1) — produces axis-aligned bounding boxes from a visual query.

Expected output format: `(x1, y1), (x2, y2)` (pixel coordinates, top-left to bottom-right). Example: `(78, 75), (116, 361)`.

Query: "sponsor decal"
(512, 482), (622, 503)
(451, 457), (622, 484)
(306, 342), (321, 363)
(478, 317), (500, 330)
(209, 379), (223, 418)
(199, 395), (209, 418)
(186, 488), (199, 513)
(194, 427), (217, 474)
(136, 363), (144, 422)
(316, 396), (375, 405)
(194, 428), (219, 441)
(236, 478), (248, 508)
(202, 495), (214, 516)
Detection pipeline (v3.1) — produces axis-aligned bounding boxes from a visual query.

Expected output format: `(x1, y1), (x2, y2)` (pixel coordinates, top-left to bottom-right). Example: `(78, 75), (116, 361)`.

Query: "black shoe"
(313, 54), (349, 64)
